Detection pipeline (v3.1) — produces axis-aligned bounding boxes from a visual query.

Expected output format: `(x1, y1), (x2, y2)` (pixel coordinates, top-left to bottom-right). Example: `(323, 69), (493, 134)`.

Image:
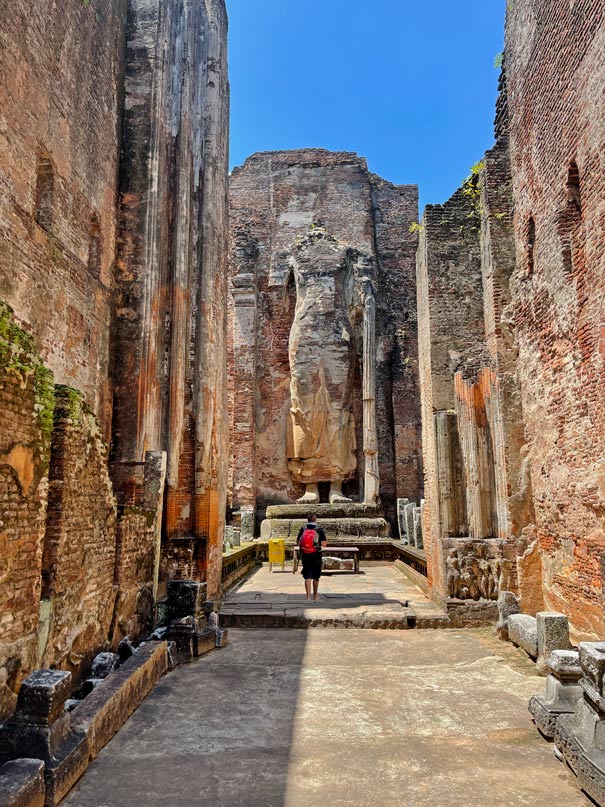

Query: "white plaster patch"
(279, 211), (314, 227)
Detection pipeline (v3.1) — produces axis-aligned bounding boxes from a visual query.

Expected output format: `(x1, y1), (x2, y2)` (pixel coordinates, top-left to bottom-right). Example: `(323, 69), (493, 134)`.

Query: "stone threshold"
(219, 605), (417, 630)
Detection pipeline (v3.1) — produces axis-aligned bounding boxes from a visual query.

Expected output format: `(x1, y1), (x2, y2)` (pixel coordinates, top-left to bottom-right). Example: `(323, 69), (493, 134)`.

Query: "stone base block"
(0, 760), (44, 807)
(529, 694), (570, 740)
(508, 613), (538, 658)
(70, 641), (168, 760)
(445, 598), (499, 628)
(261, 517), (390, 542)
(43, 733), (89, 806)
(265, 503), (383, 520)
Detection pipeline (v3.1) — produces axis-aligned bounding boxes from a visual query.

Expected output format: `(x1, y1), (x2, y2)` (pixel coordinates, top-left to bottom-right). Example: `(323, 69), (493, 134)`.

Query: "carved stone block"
(14, 671), (71, 726)
(536, 612), (572, 674)
(554, 643), (605, 805)
(529, 649), (582, 739)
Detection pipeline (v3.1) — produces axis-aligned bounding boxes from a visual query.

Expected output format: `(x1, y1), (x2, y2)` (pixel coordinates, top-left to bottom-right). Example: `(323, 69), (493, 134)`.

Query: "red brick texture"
(0, 0), (126, 438)
(0, 304), (53, 719)
(506, 0), (605, 637)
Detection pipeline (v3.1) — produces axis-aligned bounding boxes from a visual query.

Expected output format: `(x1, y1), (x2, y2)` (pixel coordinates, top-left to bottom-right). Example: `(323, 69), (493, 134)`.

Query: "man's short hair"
(308, 512), (317, 522)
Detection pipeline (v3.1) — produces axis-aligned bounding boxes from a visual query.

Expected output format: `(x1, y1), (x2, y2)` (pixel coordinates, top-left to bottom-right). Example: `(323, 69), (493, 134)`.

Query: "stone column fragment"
(363, 285), (380, 504)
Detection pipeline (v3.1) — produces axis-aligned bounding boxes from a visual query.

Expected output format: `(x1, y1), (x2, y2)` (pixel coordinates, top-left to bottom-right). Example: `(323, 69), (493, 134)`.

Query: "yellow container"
(268, 538), (286, 565)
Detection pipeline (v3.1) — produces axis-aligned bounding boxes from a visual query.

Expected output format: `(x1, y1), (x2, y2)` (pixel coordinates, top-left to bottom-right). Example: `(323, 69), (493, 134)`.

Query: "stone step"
(219, 604), (418, 630)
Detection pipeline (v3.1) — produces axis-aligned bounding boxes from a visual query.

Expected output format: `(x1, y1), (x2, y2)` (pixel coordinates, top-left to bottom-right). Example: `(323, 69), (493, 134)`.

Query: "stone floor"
(220, 562), (448, 628)
(62, 628), (589, 807)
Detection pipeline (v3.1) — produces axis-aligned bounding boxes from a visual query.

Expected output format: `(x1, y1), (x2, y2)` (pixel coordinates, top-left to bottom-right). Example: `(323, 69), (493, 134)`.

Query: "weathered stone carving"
(555, 643), (605, 805)
(445, 543), (502, 601)
(286, 229), (377, 504)
(529, 649), (582, 739)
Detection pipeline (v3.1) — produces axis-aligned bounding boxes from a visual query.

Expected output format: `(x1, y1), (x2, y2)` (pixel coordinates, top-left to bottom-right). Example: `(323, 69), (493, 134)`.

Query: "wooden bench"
(292, 546), (360, 574)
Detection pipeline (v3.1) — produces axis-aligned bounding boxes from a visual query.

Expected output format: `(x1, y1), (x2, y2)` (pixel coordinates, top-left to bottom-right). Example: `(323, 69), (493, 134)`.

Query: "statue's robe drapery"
(287, 235), (360, 485)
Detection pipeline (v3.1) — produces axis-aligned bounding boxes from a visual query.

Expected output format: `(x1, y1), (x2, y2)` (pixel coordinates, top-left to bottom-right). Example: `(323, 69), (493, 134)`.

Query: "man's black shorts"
(301, 551), (322, 580)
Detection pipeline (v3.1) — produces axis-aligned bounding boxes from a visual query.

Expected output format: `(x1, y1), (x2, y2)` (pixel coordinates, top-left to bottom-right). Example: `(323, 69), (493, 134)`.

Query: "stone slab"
(508, 614), (538, 658)
(70, 641), (168, 760)
(0, 760), (44, 807)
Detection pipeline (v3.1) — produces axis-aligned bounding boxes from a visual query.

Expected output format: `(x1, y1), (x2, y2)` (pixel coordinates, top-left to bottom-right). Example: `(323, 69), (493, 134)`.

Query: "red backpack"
(300, 528), (319, 554)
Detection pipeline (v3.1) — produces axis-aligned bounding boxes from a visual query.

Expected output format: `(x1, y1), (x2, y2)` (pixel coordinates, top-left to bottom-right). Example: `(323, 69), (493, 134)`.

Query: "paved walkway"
(221, 563), (448, 628)
(63, 628), (588, 807)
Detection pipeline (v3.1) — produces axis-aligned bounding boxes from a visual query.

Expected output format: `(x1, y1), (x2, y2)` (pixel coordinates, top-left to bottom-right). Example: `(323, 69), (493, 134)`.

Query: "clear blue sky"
(228, 0), (505, 214)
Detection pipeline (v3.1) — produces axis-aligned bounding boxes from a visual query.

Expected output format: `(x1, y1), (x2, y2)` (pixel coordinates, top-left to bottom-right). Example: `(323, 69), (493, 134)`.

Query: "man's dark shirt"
(296, 522), (327, 552)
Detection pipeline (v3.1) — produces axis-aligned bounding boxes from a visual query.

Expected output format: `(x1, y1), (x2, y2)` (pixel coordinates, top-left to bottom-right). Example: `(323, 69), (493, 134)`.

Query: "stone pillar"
(434, 411), (467, 538)
(230, 257), (259, 539)
(142, 451), (167, 601)
(454, 373), (497, 540)
(363, 285), (380, 505)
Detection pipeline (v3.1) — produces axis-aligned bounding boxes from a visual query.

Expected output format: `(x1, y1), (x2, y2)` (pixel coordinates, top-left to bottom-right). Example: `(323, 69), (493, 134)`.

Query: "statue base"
(261, 503), (390, 542)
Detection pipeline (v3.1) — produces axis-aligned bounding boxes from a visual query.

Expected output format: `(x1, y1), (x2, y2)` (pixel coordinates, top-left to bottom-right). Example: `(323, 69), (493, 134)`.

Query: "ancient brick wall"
(39, 387), (118, 676)
(111, 0), (230, 598)
(228, 149), (421, 529)
(0, 304), (53, 719)
(416, 190), (484, 595)
(0, 0), (126, 436)
(506, 0), (605, 637)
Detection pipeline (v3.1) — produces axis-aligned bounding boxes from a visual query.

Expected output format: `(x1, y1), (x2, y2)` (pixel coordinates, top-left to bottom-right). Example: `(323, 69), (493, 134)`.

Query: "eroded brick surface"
(506, 0), (605, 637)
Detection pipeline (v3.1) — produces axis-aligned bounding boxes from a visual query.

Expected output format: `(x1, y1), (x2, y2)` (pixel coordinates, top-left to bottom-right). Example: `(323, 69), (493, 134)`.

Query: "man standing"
(296, 512), (327, 601)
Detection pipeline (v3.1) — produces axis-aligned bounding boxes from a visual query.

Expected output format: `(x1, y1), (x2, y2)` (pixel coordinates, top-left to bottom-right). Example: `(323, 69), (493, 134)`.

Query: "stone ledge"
(0, 760), (44, 807)
(508, 614), (538, 658)
(70, 642), (168, 760)
(219, 607), (415, 630)
(261, 518), (390, 541)
(265, 503), (383, 519)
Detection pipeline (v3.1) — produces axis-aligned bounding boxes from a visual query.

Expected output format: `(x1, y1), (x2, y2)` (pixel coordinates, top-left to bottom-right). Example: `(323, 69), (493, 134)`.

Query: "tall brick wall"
(0, 304), (53, 719)
(228, 149), (421, 529)
(0, 0), (126, 435)
(0, 303), (166, 718)
(40, 388), (118, 674)
(0, 0), (229, 720)
(506, 0), (605, 637)
(111, 0), (230, 597)
(417, 120), (538, 608)
(416, 190), (484, 595)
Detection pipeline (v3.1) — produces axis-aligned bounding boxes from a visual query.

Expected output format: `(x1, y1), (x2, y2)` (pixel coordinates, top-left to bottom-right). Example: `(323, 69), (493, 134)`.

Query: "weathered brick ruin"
(0, 0), (229, 720)
(3, 0), (605, 802)
(228, 150), (422, 537)
(417, 0), (605, 645)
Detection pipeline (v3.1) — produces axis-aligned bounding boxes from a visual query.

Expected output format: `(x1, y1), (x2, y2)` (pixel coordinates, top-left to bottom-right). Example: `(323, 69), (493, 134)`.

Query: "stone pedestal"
(555, 643), (605, 805)
(261, 502), (390, 543)
(163, 581), (227, 664)
(0, 671), (88, 806)
(529, 650), (583, 739)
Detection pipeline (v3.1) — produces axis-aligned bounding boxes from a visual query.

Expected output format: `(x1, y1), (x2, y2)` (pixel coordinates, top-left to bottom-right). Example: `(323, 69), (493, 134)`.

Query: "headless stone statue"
(286, 229), (367, 504)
